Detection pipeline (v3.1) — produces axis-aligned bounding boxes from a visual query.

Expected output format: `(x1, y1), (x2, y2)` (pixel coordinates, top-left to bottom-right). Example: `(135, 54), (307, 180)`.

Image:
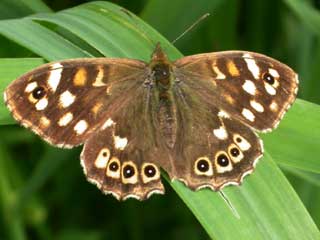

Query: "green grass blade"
(0, 0), (51, 19)
(284, 0), (320, 36)
(171, 154), (320, 239)
(0, 19), (91, 61)
(0, 2), (319, 239)
(0, 58), (45, 124)
(263, 99), (320, 173)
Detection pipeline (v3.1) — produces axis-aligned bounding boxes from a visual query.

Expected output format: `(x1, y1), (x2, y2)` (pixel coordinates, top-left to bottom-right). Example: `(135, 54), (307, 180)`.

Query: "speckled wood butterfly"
(4, 44), (298, 200)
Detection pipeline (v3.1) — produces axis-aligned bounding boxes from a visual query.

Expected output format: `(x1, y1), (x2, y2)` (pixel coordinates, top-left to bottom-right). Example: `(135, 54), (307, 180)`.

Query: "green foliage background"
(0, 0), (320, 240)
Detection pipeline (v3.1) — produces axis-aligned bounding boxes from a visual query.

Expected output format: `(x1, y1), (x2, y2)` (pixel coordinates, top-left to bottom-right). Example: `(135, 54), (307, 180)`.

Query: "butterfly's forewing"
(173, 51), (299, 132)
(4, 58), (147, 147)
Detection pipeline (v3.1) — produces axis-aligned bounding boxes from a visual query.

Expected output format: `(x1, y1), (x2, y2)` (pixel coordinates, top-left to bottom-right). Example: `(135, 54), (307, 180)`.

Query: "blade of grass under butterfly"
(0, 58), (45, 124)
(0, 2), (319, 239)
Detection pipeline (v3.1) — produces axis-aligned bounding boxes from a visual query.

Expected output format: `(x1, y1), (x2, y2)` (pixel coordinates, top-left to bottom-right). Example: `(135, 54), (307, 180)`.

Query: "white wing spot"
(270, 101), (278, 111)
(242, 80), (256, 95)
(92, 66), (106, 87)
(250, 100), (264, 112)
(114, 136), (128, 150)
(269, 68), (280, 78)
(35, 98), (48, 111)
(48, 63), (63, 92)
(58, 112), (73, 126)
(40, 116), (50, 128)
(218, 110), (230, 119)
(243, 54), (260, 79)
(212, 65), (226, 79)
(264, 82), (276, 95)
(242, 108), (255, 122)
(25, 82), (38, 93)
(102, 118), (114, 130)
(234, 134), (251, 151)
(94, 148), (110, 169)
(213, 126), (228, 140)
(74, 120), (88, 135)
(59, 90), (76, 108)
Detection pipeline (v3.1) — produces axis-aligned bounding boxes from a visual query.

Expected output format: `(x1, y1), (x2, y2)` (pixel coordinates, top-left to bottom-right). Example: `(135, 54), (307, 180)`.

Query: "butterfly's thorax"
(149, 45), (178, 148)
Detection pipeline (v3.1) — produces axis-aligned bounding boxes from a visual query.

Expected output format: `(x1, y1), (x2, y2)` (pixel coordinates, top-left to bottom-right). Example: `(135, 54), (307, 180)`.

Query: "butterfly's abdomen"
(158, 92), (177, 148)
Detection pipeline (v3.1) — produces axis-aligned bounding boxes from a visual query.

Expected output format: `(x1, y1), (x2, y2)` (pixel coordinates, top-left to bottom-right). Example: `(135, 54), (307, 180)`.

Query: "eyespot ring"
(194, 157), (213, 176)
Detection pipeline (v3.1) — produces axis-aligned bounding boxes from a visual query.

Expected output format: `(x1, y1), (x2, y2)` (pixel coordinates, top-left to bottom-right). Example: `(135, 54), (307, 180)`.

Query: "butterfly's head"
(150, 43), (170, 64)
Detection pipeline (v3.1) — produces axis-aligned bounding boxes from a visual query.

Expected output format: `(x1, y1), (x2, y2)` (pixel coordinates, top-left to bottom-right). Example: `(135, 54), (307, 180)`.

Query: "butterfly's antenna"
(171, 13), (210, 45)
(219, 190), (240, 219)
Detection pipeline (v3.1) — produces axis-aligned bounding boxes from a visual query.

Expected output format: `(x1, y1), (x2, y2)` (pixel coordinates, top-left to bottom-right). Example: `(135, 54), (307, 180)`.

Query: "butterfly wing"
(163, 51), (298, 189)
(80, 81), (170, 200)
(173, 51), (298, 132)
(4, 58), (148, 147)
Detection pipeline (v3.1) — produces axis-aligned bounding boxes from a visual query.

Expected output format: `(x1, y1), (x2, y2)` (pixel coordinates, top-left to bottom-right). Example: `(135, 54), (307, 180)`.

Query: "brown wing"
(173, 51), (298, 132)
(80, 78), (170, 200)
(4, 58), (148, 147)
(163, 79), (263, 190)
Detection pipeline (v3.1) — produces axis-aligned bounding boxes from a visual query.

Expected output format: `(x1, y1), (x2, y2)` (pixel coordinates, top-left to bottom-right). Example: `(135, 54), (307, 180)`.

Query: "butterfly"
(4, 44), (298, 200)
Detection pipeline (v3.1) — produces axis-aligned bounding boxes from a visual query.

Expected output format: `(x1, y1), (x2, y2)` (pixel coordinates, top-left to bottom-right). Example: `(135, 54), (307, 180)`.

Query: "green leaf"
(0, 58), (45, 124)
(263, 99), (320, 173)
(0, 0), (51, 20)
(0, 2), (319, 239)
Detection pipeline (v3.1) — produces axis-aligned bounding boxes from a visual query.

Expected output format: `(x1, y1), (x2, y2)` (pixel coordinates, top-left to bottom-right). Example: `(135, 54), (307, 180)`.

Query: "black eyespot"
(102, 151), (108, 157)
(230, 148), (240, 157)
(217, 154), (229, 167)
(123, 165), (135, 178)
(144, 165), (156, 178)
(197, 159), (209, 172)
(263, 73), (275, 85)
(236, 137), (242, 143)
(32, 86), (46, 99)
(109, 162), (119, 172)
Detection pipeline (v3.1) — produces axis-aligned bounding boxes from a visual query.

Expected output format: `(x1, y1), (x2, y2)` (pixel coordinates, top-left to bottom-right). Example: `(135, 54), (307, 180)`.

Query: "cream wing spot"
(35, 98), (48, 111)
(212, 64), (226, 79)
(93, 65), (106, 87)
(74, 120), (88, 135)
(102, 118), (114, 130)
(243, 54), (260, 79)
(242, 80), (256, 95)
(242, 108), (255, 122)
(114, 136), (128, 150)
(25, 82), (38, 93)
(40, 116), (50, 128)
(270, 101), (278, 112)
(48, 63), (63, 92)
(264, 82), (276, 95)
(268, 68), (280, 78)
(94, 148), (111, 169)
(250, 100), (264, 112)
(58, 112), (73, 126)
(218, 110), (230, 119)
(59, 90), (76, 108)
(233, 134), (251, 151)
(213, 126), (228, 140)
